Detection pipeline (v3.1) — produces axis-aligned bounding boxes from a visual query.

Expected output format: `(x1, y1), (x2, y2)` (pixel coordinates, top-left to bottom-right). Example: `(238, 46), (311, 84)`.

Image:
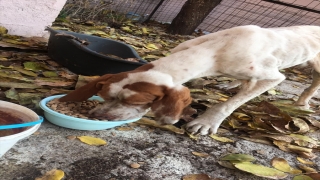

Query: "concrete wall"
(0, 0), (67, 37)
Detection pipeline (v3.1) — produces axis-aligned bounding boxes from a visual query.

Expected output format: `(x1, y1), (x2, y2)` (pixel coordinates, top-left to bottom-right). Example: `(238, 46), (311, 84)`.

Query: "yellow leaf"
(77, 136), (107, 146)
(218, 97), (228, 102)
(271, 157), (302, 175)
(268, 88), (278, 95)
(35, 169), (64, 180)
(293, 175), (313, 180)
(191, 151), (210, 158)
(220, 153), (255, 162)
(287, 144), (313, 153)
(0, 26), (8, 35)
(297, 165), (317, 173)
(209, 134), (234, 143)
(136, 118), (185, 134)
(142, 27), (148, 34)
(121, 26), (132, 32)
(215, 92), (229, 98)
(186, 131), (200, 140)
(296, 157), (315, 165)
(234, 162), (288, 179)
(232, 112), (251, 121)
(182, 174), (211, 180)
(289, 134), (317, 145)
(146, 43), (158, 50)
(143, 54), (160, 59)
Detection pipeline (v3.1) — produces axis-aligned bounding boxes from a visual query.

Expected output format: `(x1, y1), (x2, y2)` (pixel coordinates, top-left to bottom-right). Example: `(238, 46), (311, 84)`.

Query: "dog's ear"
(59, 74), (113, 102)
(121, 82), (165, 105)
(151, 86), (192, 124)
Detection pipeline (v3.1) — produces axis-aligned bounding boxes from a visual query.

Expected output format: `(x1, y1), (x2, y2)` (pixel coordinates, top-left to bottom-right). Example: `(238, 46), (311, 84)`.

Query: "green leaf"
(11, 65), (37, 77)
(271, 157), (302, 174)
(42, 71), (58, 77)
(293, 175), (313, 180)
(4, 88), (19, 100)
(234, 162), (288, 179)
(220, 154), (256, 162)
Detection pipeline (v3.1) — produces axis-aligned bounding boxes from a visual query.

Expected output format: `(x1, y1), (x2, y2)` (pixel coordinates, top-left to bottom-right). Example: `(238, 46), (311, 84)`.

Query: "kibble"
(46, 98), (106, 121)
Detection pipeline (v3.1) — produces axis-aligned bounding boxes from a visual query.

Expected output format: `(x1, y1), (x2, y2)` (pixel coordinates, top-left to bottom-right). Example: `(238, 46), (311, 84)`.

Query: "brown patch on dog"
(151, 86), (192, 121)
(59, 63), (155, 102)
(122, 82), (166, 104)
(59, 74), (113, 102)
(122, 82), (192, 122)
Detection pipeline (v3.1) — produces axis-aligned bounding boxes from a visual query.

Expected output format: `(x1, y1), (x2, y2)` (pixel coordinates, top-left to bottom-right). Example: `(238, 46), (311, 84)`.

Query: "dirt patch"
(1, 162), (42, 180)
(67, 156), (152, 180)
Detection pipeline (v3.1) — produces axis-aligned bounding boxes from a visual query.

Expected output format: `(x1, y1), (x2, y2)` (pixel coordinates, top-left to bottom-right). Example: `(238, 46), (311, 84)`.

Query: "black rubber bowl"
(46, 27), (147, 76)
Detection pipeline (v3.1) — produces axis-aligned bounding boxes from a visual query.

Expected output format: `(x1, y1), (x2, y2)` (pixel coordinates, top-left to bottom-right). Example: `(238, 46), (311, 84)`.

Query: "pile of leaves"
(0, 30), (77, 110)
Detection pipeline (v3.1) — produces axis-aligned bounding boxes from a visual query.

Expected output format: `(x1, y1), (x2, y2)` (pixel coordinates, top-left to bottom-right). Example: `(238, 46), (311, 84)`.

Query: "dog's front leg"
(186, 74), (286, 135)
(294, 70), (320, 109)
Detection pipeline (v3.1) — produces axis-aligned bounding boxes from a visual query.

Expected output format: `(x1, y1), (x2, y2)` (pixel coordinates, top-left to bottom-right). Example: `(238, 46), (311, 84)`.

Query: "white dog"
(60, 25), (320, 135)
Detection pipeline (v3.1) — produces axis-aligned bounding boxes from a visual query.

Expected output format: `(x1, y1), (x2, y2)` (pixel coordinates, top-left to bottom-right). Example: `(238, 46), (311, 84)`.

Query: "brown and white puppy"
(60, 25), (320, 135)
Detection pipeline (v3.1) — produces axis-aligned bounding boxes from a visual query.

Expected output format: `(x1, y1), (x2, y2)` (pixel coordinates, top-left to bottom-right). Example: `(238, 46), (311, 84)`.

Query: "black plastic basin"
(46, 27), (147, 76)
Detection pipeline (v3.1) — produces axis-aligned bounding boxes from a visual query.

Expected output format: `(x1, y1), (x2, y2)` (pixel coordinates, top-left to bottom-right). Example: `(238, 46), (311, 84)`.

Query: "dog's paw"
(186, 119), (220, 135)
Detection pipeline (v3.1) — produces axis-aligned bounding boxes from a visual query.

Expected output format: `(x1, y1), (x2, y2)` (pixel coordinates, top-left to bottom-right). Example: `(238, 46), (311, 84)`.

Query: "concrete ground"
(0, 79), (320, 180)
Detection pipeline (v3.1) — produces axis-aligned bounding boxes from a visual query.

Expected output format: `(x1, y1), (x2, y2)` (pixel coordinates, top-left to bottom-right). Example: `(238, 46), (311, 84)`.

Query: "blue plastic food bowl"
(39, 95), (140, 130)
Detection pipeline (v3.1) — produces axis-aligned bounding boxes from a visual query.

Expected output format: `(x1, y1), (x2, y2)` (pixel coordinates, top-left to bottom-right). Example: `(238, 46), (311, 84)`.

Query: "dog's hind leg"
(294, 69), (320, 109)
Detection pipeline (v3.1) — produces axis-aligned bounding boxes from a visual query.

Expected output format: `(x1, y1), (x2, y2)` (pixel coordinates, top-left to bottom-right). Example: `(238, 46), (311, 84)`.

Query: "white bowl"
(0, 100), (42, 157)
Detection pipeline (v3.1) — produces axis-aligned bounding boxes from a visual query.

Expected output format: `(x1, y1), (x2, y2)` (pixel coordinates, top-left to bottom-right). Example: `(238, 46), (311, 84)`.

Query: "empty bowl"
(46, 27), (148, 76)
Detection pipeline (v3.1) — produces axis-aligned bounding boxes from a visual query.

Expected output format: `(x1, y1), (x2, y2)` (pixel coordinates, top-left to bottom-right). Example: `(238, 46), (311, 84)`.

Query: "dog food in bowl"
(46, 99), (105, 120)
(40, 95), (140, 130)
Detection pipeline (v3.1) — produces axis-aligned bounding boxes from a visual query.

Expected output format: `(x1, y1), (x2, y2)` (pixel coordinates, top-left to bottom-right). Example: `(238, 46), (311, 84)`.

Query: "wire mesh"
(198, 0), (320, 32)
(74, 0), (320, 33)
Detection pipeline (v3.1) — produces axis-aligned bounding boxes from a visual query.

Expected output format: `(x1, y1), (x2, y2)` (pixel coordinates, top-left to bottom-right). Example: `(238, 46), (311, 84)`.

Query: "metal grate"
(198, 0), (320, 32)
(107, 0), (320, 33)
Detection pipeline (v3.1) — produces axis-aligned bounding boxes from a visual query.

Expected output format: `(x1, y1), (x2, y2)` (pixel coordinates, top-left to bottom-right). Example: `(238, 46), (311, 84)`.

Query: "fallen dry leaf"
(77, 136), (107, 146)
(116, 127), (133, 131)
(186, 131), (200, 140)
(182, 174), (211, 180)
(217, 160), (236, 169)
(35, 169), (64, 180)
(209, 134), (234, 143)
(220, 153), (256, 162)
(191, 151), (210, 158)
(66, 135), (77, 140)
(271, 157), (302, 174)
(292, 175), (313, 180)
(307, 173), (320, 180)
(233, 162), (288, 179)
(136, 118), (185, 134)
(297, 165), (317, 173)
(232, 112), (251, 121)
(130, 163), (141, 169)
(296, 157), (316, 165)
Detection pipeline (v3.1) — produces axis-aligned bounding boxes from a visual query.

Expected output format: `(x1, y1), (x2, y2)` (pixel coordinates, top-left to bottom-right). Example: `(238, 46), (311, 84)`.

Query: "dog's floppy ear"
(59, 74), (113, 102)
(121, 82), (165, 105)
(151, 86), (192, 124)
